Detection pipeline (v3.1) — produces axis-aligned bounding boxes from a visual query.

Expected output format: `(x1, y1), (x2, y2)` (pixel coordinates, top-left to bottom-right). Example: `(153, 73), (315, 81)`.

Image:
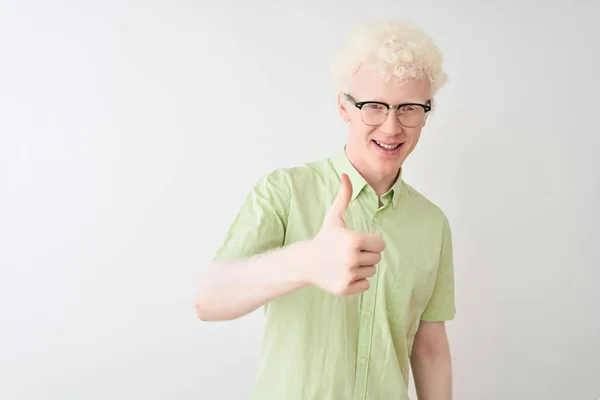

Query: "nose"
(380, 110), (403, 136)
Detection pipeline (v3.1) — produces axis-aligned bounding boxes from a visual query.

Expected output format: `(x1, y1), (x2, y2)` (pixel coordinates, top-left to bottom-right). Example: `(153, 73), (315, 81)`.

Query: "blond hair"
(331, 20), (448, 96)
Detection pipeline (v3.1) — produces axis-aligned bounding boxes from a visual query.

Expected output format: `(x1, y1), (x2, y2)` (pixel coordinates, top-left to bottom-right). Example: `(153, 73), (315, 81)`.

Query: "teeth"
(376, 141), (400, 150)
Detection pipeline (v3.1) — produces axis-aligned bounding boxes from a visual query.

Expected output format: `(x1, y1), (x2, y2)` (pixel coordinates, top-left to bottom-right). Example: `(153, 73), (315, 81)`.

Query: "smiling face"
(338, 64), (432, 190)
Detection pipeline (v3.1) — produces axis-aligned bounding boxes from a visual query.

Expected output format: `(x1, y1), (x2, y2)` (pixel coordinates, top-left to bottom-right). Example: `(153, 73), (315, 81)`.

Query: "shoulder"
(399, 180), (450, 227)
(258, 156), (336, 194)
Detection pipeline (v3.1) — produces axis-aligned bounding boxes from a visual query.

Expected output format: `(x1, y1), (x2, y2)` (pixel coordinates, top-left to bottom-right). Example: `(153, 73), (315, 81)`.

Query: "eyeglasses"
(344, 93), (431, 128)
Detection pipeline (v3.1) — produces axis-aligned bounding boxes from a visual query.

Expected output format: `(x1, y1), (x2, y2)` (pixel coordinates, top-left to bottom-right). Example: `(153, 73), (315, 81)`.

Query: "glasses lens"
(397, 105), (425, 127)
(361, 103), (388, 126)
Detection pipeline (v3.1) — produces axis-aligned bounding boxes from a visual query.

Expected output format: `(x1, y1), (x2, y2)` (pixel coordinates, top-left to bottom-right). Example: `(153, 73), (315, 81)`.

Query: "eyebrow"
(346, 93), (431, 106)
(366, 97), (430, 105)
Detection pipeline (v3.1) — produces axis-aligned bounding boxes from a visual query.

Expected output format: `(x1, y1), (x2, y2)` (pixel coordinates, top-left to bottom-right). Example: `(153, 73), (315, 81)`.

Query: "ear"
(422, 99), (433, 127)
(337, 91), (351, 123)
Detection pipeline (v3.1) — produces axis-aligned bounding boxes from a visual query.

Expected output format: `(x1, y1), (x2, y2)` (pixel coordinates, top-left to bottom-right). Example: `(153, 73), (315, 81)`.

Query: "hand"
(306, 173), (386, 295)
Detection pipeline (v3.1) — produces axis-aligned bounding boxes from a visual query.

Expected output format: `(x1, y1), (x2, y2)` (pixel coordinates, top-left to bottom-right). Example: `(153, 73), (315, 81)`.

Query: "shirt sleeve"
(213, 169), (289, 260)
(421, 215), (456, 322)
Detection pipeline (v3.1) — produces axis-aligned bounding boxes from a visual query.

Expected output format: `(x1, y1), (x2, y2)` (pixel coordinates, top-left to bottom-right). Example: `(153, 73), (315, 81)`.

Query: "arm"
(410, 321), (452, 400)
(411, 215), (456, 399)
(195, 171), (380, 321)
(195, 241), (311, 321)
(194, 170), (293, 321)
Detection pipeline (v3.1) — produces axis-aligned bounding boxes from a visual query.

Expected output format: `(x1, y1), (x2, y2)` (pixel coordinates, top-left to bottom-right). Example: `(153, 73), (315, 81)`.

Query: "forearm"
(411, 348), (452, 400)
(195, 240), (312, 321)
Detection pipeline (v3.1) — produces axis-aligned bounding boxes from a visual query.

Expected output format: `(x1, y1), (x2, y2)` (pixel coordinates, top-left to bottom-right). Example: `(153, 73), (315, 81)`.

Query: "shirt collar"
(331, 147), (404, 208)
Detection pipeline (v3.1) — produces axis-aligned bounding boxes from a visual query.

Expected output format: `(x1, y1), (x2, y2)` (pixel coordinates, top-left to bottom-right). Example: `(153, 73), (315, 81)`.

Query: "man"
(196, 20), (455, 400)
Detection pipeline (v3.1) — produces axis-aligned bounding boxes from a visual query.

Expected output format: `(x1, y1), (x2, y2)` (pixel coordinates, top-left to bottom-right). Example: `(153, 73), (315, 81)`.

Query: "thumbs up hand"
(322, 171), (354, 228)
(306, 174), (386, 296)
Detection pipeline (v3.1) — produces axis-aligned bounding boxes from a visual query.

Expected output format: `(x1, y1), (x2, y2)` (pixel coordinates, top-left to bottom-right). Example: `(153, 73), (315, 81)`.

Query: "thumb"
(325, 173), (353, 227)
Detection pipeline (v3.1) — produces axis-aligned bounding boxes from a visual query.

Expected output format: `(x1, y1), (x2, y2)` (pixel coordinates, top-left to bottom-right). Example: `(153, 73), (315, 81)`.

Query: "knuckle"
(354, 235), (365, 249)
(333, 283), (348, 295)
(347, 233), (362, 249)
(344, 270), (356, 283)
(345, 253), (359, 266)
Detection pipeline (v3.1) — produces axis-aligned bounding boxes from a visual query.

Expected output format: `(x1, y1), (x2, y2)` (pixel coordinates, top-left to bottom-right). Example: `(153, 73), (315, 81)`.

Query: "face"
(337, 65), (432, 181)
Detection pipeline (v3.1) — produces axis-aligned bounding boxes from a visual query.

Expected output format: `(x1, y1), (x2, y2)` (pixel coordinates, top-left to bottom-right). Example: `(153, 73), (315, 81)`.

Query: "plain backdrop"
(1, 1), (599, 399)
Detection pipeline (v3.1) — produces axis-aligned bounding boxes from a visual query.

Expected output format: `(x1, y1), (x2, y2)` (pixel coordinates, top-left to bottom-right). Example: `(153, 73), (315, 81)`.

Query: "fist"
(307, 173), (386, 295)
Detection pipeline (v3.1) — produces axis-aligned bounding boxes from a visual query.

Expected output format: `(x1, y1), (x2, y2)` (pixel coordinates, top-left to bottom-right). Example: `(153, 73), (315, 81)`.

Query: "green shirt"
(214, 148), (456, 400)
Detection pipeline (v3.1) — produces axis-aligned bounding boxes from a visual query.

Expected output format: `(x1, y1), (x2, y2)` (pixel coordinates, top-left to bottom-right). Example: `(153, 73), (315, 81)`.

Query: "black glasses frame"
(344, 93), (431, 127)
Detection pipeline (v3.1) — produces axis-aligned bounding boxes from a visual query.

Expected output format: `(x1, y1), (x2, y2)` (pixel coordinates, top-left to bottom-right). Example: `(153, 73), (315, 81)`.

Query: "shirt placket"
(352, 205), (383, 400)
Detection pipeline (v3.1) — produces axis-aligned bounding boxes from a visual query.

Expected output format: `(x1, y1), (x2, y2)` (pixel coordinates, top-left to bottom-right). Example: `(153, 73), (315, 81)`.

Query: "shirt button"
(364, 311), (371, 317)
(359, 358), (366, 365)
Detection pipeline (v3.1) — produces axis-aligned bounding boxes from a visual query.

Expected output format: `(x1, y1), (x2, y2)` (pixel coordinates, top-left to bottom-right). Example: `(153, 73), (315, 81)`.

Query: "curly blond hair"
(331, 20), (448, 96)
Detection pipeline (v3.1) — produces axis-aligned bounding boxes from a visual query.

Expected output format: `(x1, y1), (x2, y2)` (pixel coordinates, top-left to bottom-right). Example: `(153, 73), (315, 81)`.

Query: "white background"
(1, 1), (599, 399)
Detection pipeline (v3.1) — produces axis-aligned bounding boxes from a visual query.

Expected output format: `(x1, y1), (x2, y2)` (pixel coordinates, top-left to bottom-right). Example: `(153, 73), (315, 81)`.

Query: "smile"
(374, 141), (401, 150)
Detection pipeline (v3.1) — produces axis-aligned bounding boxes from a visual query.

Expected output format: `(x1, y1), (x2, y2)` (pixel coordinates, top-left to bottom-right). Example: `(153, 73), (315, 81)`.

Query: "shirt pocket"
(389, 264), (435, 311)
(384, 264), (437, 337)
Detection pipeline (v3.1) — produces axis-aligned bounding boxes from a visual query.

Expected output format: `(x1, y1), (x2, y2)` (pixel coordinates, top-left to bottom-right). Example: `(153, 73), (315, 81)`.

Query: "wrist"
(287, 240), (316, 287)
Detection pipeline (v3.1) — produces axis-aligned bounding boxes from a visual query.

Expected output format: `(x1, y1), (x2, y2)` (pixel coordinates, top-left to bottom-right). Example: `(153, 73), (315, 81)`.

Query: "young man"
(196, 20), (456, 400)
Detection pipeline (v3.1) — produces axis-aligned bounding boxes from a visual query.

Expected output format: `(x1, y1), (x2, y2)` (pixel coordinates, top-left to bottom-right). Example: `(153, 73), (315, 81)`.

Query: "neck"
(345, 147), (399, 198)
(366, 170), (399, 198)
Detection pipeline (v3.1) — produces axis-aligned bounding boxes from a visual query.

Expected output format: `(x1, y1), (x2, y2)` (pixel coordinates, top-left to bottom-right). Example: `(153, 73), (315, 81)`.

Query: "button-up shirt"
(214, 148), (456, 400)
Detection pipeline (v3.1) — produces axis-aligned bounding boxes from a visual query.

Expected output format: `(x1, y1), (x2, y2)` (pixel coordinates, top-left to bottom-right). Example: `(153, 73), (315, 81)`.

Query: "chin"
(369, 142), (406, 173)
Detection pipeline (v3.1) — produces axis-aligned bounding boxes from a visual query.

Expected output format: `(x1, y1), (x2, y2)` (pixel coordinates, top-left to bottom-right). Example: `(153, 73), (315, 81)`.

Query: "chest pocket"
(381, 237), (438, 334)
